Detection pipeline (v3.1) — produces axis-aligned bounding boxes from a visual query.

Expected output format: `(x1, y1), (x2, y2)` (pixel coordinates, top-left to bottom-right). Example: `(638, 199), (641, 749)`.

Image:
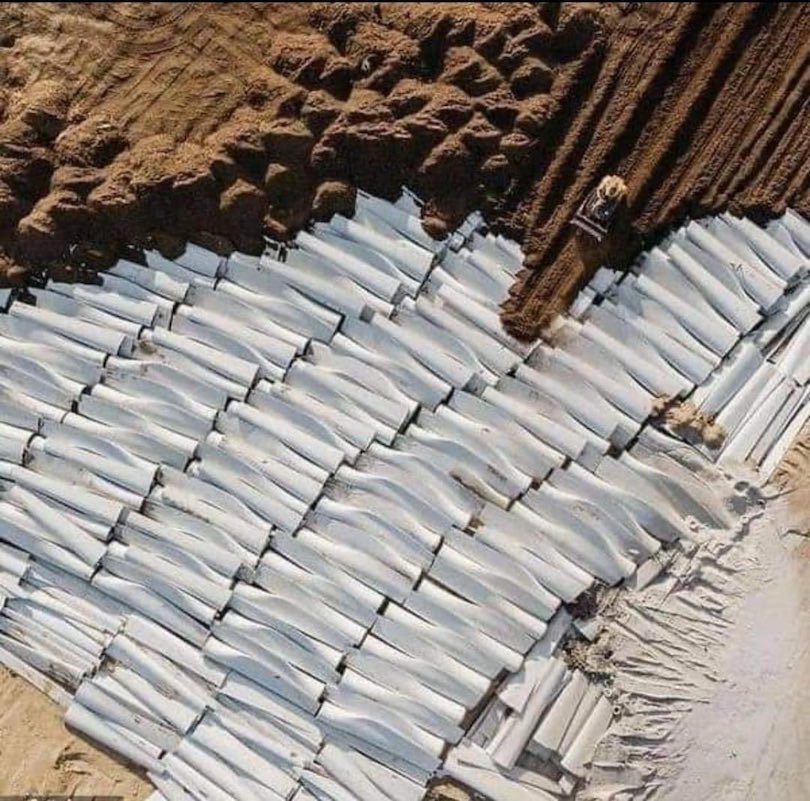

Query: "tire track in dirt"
(721, 39), (810, 209)
(502, 3), (716, 337)
(98, 4), (193, 33)
(629, 3), (772, 226)
(664, 4), (807, 222)
(499, 29), (608, 234)
(709, 6), (808, 205)
(762, 102), (810, 208)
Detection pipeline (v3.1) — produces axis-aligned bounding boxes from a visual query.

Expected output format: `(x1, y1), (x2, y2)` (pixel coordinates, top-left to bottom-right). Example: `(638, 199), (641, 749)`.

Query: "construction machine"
(571, 175), (628, 243)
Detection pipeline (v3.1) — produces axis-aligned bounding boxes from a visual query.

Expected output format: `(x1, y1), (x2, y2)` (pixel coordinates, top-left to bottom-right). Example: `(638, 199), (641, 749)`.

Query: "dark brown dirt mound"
(0, 3), (807, 338)
(502, 1), (810, 338)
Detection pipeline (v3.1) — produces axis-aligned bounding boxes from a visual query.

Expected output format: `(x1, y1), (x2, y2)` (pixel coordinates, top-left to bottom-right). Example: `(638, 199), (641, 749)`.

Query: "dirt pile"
(0, 3), (807, 335)
(651, 396), (726, 449)
(0, 3), (595, 269)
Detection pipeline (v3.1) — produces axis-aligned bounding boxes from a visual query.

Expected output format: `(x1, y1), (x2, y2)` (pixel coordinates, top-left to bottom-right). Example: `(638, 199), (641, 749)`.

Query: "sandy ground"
(654, 531), (810, 801)
(578, 447), (810, 801)
(0, 3), (807, 336)
(0, 667), (151, 798)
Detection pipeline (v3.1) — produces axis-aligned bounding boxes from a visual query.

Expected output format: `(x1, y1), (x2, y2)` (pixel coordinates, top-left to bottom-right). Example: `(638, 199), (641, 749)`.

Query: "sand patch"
(580, 470), (810, 799)
(0, 667), (151, 799)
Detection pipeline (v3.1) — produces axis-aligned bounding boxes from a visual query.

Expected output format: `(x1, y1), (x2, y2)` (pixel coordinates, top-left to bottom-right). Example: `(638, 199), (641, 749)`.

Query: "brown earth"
(0, 3), (807, 336)
(651, 396), (726, 449)
(503, 1), (810, 338)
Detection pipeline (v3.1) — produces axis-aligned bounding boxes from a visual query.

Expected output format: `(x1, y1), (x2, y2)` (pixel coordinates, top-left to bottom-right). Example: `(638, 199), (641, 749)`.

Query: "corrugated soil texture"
(0, 3), (807, 338)
(502, 1), (810, 338)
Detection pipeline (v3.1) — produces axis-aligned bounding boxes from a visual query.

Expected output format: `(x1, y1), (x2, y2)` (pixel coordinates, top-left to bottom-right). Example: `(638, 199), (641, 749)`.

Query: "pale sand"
(582, 440), (810, 800)
(773, 418), (810, 501)
(651, 520), (810, 801)
(0, 666), (151, 799)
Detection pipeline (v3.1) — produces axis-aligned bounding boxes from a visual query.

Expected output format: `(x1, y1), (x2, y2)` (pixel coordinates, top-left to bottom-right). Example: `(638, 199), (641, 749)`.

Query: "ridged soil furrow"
(754, 99), (810, 214)
(640, 4), (783, 221)
(633, 3), (773, 228)
(502, 3), (708, 326)
(502, 36), (609, 230)
(498, 31), (618, 324)
(709, 5), (810, 204)
(722, 45), (810, 208)
(781, 123), (810, 208)
(522, 3), (704, 251)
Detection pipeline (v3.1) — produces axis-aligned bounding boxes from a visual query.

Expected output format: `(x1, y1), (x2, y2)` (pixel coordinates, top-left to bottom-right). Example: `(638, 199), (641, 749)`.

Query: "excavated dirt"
(651, 396), (726, 449)
(503, 1), (810, 338)
(0, 3), (807, 333)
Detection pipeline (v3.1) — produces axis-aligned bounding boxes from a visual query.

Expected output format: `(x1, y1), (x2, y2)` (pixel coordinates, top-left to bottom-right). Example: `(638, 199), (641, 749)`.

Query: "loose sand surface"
(654, 533), (810, 801)
(0, 667), (151, 798)
(579, 439), (810, 800)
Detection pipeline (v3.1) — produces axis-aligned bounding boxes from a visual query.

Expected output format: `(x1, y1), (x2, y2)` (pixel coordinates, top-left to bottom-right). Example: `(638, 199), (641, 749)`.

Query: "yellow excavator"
(571, 175), (628, 243)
